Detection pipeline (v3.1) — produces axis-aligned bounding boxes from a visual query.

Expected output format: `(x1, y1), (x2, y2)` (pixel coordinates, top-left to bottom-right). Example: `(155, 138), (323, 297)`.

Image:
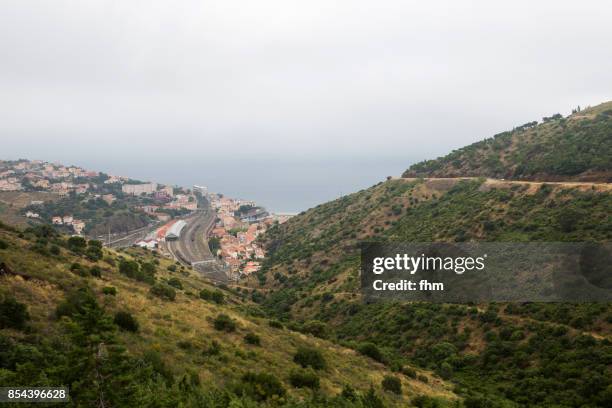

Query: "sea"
(76, 155), (416, 214)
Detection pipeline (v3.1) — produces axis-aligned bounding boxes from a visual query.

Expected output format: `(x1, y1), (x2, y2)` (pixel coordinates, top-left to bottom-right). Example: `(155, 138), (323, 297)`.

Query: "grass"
(0, 226), (456, 406)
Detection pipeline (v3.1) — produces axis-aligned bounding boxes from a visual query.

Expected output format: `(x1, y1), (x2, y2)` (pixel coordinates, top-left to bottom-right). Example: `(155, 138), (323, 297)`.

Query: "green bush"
(381, 375), (402, 395)
(0, 297), (29, 330)
(289, 368), (320, 389)
(86, 240), (103, 261)
(412, 395), (442, 408)
(213, 314), (236, 332)
(102, 286), (117, 296)
(358, 342), (384, 363)
(114, 311), (139, 332)
(302, 320), (327, 338)
(244, 332), (261, 346)
(203, 340), (221, 356)
(0, 239), (8, 250)
(237, 372), (286, 402)
(167, 277), (183, 290)
(402, 366), (417, 379)
(67, 236), (87, 253)
(118, 259), (155, 284)
(89, 265), (102, 278)
(150, 284), (176, 301)
(199, 289), (224, 304)
(438, 361), (453, 380)
(119, 259), (139, 277)
(293, 346), (326, 370)
(55, 287), (100, 320)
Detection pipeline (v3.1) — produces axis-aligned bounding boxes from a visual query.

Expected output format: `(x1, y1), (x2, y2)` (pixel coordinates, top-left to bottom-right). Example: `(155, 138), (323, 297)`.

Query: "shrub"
(102, 286), (117, 296)
(67, 236), (87, 253)
(167, 264), (177, 272)
(114, 311), (139, 332)
(55, 287), (99, 319)
(302, 320), (327, 338)
(0, 239), (8, 250)
(213, 314), (236, 332)
(210, 290), (224, 304)
(402, 366), (417, 379)
(203, 340), (221, 356)
(167, 277), (183, 290)
(293, 346), (326, 370)
(141, 262), (156, 276)
(143, 349), (174, 385)
(177, 340), (194, 350)
(49, 245), (60, 255)
(268, 319), (283, 329)
(150, 284), (176, 301)
(86, 240), (103, 261)
(119, 259), (139, 278)
(362, 386), (385, 408)
(90, 265), (102, 278)
(382, 375), (402, 395)
(289, 369), (320, 389)
(341, 384), (358, 401)
(199, 289), (224, 304)
(70, 262), (88, 277)
(0, 297), (29, 330)
(238, 372), (286, 402)
(244, 332), (261, 346)
(119, 259), (156, 283)
(412, 395), (442, 408)
(417, 374), (429, 383)
(358, 342), (384, 363)
(438, 361), (453, 380)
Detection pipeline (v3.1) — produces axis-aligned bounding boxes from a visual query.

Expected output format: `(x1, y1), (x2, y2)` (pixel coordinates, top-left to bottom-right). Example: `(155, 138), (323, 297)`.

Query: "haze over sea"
(55, 155), (415, 214)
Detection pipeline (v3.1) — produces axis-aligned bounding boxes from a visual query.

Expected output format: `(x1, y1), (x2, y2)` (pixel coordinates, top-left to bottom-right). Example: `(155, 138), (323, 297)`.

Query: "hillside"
(257, 178), (612, 406)
(255, 105), (612, 406)
(402, 102), (612, 181)
(0, 222), (455, 407)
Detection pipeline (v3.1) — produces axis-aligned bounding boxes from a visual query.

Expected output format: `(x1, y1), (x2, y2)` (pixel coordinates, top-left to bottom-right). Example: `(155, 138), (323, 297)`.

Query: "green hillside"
(402, 102), (612, 181)
(255, 104), (612, 407)
(0, 222), (455, 407)
(256, 178), (612, 407)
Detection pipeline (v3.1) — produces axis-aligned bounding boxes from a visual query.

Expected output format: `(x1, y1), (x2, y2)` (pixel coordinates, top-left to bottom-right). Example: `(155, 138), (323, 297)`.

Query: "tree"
(358, 342), (384, 363)
(67, 236), (87, 253)
(244, 332), (261, 346)
(113, 311), (139, 332)
(167, 277), (183, 290)
(149, 284), (176, 301)
(213, 314), (236, 332)
(0, 297), (29, 330)
(237, 372), (286, 402)
(293, 346), (326, 370)
(289, 368), (320, 389)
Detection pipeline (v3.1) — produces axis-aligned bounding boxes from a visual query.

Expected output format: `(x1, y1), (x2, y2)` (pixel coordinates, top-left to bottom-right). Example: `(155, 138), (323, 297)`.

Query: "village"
(0, 159), (294, 279)
(0, 159), (201, 236)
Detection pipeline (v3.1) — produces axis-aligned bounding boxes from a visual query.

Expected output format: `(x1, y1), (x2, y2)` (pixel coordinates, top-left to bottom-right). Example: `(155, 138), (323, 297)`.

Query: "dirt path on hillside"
(399, 177), (611, 192)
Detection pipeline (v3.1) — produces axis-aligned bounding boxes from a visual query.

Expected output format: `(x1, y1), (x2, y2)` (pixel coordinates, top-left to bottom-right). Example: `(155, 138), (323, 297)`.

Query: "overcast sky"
(1, 1), (611, 210)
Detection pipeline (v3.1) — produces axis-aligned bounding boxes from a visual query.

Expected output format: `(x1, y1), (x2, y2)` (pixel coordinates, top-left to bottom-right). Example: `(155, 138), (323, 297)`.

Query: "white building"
(122, 182), (158, 195)
(193, 185), (208, 195)
(165, 220), (186, 241)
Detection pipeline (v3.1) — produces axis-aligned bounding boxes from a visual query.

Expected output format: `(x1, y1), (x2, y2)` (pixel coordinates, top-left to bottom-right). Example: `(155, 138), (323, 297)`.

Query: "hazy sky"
(1, 1), (611, 211)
